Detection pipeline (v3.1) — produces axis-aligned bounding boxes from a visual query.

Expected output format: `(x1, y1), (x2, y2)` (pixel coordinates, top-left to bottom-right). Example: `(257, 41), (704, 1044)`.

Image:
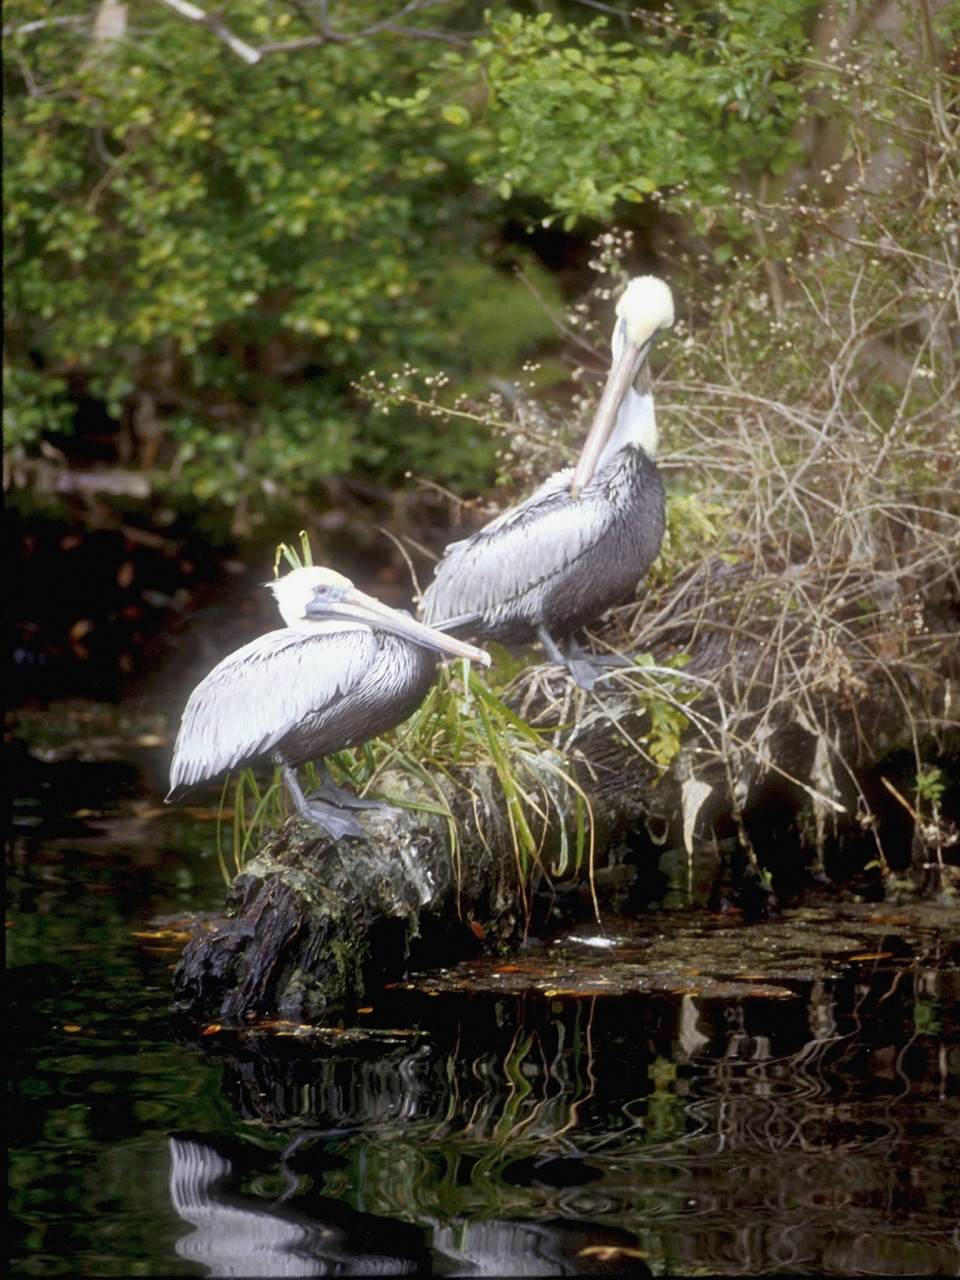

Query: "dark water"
(7, 708), (960, 1276)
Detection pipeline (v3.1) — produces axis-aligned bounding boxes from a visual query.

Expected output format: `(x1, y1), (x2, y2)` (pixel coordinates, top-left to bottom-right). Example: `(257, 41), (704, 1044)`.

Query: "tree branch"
(152, 0), (472, 63)
(6, 2), (474, 61)
(153, 0), (263, 65)
(3, 15), (89, 37)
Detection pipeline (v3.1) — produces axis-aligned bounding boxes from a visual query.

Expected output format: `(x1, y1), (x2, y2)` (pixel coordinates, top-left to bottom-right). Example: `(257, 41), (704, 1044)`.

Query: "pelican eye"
(309, 584), (348, 607)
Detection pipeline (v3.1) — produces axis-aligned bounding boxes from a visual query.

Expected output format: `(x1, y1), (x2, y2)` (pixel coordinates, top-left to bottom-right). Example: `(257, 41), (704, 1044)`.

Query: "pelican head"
(616, 275), (675, 347)
(271, 565), (491, 665)
(267, 566), (353, 626)
(570, 275), (675, 497)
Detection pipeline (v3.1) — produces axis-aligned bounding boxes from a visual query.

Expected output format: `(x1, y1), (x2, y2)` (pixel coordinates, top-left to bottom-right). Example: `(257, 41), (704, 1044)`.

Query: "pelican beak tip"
(457, 646), (491, 668)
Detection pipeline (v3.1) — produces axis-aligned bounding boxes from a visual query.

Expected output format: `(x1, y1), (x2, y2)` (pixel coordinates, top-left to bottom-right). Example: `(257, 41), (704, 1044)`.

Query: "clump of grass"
(330, 661), (596, 916)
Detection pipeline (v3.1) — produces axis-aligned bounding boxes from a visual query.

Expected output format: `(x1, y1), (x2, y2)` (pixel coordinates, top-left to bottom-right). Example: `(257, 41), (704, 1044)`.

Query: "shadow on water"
(7, 705), (960, 1276)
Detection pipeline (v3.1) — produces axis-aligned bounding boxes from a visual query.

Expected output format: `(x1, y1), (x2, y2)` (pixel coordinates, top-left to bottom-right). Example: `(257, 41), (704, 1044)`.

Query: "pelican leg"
(305, 762), (383, 812)
(280, 763), (364, 840)
(536, 625), (568, 667)
(537, 627), (606, 691)
(566, 635), (634, 670)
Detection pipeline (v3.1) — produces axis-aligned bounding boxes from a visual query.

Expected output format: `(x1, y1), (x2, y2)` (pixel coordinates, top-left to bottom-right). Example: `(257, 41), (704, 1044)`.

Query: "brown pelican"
(418, 275), (675, 688)
(166, 566), (490, 838)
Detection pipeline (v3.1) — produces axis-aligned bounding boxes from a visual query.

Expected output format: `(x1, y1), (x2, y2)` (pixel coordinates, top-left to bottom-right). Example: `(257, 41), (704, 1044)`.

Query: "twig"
(880, 776), (918, 822)
(153, 0), (262, 64)
(153, 0), (473, 63)
(3, 16), (88, 37)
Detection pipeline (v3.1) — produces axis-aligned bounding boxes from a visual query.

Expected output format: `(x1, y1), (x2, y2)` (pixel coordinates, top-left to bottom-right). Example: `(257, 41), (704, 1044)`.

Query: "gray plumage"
(419, 276), (674, 670)
(418, 447), (664, 646)
(166, 566), (489, 838)
(166, 621), (435, 799)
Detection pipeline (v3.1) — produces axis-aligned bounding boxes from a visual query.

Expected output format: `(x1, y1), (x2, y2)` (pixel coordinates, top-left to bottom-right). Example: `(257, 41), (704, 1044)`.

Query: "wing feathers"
(168, 625), (375, 792)
(420, 474), (609, 629)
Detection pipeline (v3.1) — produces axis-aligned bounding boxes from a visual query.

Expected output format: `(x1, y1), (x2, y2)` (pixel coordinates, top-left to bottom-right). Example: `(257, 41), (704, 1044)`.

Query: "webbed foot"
(281, 762), (369, 840)
(304, 784), (383, 812)
(295, 799), (365, 840)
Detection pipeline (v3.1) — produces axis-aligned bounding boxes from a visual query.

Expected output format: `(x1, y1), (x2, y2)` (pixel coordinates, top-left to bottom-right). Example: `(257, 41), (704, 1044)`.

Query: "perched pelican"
(166, 566), (490, 838)
(418, 275), (675, 688)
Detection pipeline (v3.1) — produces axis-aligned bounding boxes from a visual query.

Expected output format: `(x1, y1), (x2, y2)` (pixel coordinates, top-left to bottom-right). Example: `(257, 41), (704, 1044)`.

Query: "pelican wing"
(168, 622), (376, 793)
(420, 469), (612, 627)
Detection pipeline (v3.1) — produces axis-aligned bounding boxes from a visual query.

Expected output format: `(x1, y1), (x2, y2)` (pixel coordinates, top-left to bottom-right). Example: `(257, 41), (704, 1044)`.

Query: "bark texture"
(173, 770), (521, 1025)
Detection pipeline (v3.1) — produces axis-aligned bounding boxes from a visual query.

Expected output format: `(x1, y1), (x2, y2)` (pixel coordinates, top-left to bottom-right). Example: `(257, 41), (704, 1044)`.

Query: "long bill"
(305, 587), (492, 666)
(569, 328), (656, 498)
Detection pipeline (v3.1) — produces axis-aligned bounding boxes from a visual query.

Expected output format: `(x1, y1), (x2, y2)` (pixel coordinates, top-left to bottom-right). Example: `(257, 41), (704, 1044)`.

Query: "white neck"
(599, 388), (658, 465)
(598, 317), (659, 467)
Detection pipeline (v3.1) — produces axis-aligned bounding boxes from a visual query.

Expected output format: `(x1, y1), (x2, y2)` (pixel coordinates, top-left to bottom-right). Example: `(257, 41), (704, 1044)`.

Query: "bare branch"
(6, 1), (474, 61)
(153, 0), (472, 62)
(258, 23), (474, 55)
(3, 15), (89, 37)
(153, 0), (263, 65)
(8, 47), (43, 97)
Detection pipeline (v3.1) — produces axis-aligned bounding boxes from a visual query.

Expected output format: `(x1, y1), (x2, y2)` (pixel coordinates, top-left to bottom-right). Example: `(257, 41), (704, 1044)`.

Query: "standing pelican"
(166, 566), (490, 838)
(419, 276), (675, 688)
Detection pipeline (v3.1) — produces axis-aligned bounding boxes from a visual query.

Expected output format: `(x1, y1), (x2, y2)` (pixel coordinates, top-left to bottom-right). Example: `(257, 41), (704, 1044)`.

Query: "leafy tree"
(3, 0), (823, 521)
(4, 2), (503, 502)
(414, 3), (815, 227)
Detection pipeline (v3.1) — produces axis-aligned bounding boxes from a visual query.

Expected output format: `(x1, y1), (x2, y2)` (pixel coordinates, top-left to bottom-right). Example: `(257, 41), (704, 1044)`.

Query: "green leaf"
(441, 104), (471, 127)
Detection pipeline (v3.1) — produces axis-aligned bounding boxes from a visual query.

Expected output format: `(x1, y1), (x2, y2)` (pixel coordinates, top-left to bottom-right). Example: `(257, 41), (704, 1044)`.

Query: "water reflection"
(8, 719), (960, 1276)
(170, 1134), (431, 1276)
(169, 1133), (647, 1276)
(170, 967), (959, 1276)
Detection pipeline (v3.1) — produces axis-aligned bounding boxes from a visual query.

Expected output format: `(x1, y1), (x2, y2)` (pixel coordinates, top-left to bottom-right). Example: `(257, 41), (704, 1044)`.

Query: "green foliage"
(605, 653), (698, 771)
(5, 0), (823, 516)
(658, 493), (734, 580)
(434, 257), (565, 378)
(915, 767), (946, 809)
(635, 665), (695, 770)
(359, 254), (568, 487)
(426, 3), (816, 227)
(6, 0), (951, 541)
(3, 360), (75, 446)
(3, 1), (496, 500)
